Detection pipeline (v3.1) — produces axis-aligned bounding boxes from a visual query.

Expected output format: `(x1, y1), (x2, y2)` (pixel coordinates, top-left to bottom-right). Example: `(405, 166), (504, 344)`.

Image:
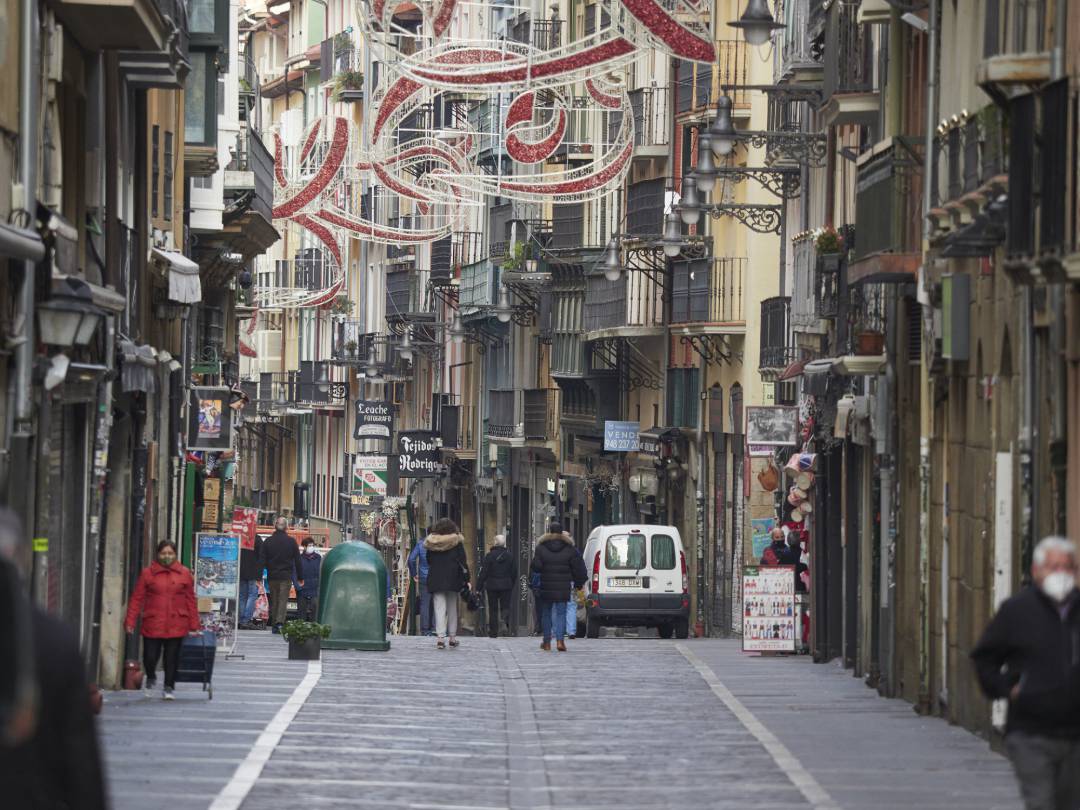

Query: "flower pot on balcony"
(854, 330), (885, 356)
(816, 253), (843, 273)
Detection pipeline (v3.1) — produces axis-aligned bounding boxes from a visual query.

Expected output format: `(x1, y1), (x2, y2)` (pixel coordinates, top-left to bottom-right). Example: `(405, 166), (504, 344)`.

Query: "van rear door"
(600, 530), (650, 610)
(646, 530), (681, 609)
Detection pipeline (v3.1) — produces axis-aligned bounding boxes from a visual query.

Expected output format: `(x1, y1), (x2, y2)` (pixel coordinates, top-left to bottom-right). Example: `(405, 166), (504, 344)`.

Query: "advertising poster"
(195, 533), (241, 600)
(353, 455), (389, 496)
(230, 507), (259, 551)
(604, 420), (640, 452)
(742, 565), (797, 652)
(750, 517), (776, 560)
(187, 387), (232, 451)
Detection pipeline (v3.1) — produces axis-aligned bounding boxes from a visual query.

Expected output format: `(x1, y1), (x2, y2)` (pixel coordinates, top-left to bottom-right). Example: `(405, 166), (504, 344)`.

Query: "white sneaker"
(143, 680), (157, 697)
(162, 688), (175, 701)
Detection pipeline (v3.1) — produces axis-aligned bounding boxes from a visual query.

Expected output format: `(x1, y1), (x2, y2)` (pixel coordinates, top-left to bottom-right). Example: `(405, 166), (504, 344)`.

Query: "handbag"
(458, 559), (471, 600)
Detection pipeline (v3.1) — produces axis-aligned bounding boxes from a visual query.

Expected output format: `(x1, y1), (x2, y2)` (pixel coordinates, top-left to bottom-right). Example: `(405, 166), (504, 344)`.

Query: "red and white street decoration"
(259, 0), (717, 302)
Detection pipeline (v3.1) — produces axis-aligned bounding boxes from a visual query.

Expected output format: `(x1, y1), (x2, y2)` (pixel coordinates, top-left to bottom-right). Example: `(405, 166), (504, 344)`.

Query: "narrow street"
(100, 633), (1021, 810)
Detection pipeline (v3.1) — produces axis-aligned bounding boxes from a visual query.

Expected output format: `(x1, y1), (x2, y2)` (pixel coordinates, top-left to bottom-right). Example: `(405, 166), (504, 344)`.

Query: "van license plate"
(609, 577), (641, 587)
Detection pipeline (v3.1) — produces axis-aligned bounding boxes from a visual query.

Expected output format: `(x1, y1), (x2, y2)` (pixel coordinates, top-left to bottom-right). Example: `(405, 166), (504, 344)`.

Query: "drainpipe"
(695, 351), (707, 637)
(917, 0), (940, 715)
(12, 0), (40, 543)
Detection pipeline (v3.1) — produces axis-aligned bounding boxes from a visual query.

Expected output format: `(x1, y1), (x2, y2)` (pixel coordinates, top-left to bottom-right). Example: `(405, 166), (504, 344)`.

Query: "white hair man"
(261, 516), (303, 633)
(476, 533), (516, 638)
(971, 535), (1079, 809)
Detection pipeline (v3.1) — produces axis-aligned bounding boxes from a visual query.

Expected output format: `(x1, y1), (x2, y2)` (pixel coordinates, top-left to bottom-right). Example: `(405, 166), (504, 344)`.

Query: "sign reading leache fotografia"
(353, 399), (394, 439)
(396, 430), (441, 478)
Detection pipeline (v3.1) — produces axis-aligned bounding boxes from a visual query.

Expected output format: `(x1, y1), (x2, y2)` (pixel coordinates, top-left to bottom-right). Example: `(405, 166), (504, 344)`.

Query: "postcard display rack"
(742, 565), (797, 653)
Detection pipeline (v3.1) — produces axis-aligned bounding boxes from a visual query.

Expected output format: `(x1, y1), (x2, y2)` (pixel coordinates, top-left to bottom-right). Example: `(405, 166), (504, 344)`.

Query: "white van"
(580, 525), (690, 639)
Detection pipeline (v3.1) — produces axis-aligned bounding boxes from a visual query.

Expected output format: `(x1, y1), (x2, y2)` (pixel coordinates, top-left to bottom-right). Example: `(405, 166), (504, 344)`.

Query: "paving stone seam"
(496, 641), (552, 810)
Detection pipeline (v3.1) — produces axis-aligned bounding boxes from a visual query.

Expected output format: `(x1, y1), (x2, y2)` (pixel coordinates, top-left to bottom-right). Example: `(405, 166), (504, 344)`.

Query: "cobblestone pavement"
(99, 632), (1021, 810)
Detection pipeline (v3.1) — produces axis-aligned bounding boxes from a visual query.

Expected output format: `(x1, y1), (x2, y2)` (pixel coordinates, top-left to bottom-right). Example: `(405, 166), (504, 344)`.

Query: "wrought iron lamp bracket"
(738, 131), (828, 167)
(714, 166), (802, 199)
(702, 203), (784, 234)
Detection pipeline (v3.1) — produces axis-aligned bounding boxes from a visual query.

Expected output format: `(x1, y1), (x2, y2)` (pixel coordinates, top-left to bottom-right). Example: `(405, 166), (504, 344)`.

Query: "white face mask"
(1040, 571), (1077, 603)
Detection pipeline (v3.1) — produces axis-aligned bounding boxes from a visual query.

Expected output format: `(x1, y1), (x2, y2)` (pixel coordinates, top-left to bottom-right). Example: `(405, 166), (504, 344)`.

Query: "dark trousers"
(1005, 731), (1080, 809)
(268, 579), (291, 626)
(142, 636), (183, 688)
(298, 595), (318, 622)
(486, 589), (511, 638)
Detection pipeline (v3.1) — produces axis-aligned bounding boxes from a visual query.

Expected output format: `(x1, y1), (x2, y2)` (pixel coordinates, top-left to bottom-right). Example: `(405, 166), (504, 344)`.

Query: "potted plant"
(281, 620), (331, 660)
(502, 241), (528, 272)
(344, 339), (358, 357)
(329, 296), (352, 317)
(333, 70), (365, 102)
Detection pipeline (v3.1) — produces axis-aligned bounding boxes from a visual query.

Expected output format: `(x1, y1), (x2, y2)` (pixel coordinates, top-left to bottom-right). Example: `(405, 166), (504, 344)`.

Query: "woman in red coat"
(124, 541), (200, 700)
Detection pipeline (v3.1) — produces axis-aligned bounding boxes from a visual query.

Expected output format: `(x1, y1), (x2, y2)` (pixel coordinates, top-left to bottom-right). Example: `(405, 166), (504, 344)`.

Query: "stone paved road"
(100, 632), (1021, 810)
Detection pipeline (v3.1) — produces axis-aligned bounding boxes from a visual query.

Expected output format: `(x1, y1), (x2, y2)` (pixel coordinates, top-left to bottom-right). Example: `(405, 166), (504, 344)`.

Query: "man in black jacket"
(531, 522), (587, 652)
(238, 533), (265, 629)
(261, 517), (303, 633)
(971, 535), (1080, 809)
(478, 534), (517, 638)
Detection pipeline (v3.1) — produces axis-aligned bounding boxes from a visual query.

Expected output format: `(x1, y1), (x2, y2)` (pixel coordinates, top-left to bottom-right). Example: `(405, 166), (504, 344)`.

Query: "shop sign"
(638, 435), (661, 456)
(604, 420), (640, 452)
(230, 507), (259, 551)
(742, 565), (796, 652)
(396, 430), (441, 478)
(353, 454), (390, 496)
(353, 399), (394, 439)
(194, 533), (240, 600)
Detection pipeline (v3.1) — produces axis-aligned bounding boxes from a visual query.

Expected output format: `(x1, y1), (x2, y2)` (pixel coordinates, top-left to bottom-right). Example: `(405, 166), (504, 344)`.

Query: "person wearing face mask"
(124, 540), (202, 700)
(294, 539), (323, 621)
(971, 535), (1080, 809)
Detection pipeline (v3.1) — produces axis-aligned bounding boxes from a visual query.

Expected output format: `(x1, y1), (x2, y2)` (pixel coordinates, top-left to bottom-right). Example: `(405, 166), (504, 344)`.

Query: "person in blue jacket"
(408, 533), (435, 635)
(294, 538), (323, 621)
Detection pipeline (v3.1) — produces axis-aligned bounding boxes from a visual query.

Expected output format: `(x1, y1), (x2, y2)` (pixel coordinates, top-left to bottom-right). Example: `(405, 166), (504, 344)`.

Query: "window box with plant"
(813, 225), (845, 271)
(333, 70), (365, 103)
(281, 620), (331, 660)
(329, 296), (352, 317)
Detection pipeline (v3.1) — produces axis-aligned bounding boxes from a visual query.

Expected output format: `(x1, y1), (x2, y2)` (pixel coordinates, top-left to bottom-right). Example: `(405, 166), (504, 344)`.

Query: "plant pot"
(855, 331), (885, 355)
(816, 253), (843, 273)
(287, 637), (322, 660)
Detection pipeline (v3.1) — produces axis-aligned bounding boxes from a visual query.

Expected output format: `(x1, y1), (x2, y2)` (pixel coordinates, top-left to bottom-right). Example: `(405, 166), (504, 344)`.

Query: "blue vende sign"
(604, 420), (641, 452)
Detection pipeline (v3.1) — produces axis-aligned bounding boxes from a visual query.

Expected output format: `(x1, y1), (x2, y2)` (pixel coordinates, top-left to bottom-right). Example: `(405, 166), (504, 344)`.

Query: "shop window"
(651, 534), (676, 570)
(605, 533), (646, 570)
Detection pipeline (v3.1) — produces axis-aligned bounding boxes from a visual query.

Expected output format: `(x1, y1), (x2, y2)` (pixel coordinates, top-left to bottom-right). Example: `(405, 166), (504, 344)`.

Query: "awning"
(152, 247), (202, 304)
(0, 221), (45, 262)
(778, 358), (806, 380)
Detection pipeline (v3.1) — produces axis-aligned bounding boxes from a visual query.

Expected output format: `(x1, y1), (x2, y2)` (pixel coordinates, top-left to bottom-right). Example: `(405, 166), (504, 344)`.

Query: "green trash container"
(317, 541), (391, 651)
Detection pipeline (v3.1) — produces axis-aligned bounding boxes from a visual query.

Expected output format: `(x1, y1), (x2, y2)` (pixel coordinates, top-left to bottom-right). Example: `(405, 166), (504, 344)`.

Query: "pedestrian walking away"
(0, 508), (107, 810)
(408, 532), (435, 635)
(261, 517), (303, 632)
(971, 535), (1080, 810)
(124, 540), (202, 699)
(477, 533), (517, 638)
(424, 517), (469, 649)
(295, 538), (323, 621)
(238, 531), (264, 629)
(531, 522), (587, 652)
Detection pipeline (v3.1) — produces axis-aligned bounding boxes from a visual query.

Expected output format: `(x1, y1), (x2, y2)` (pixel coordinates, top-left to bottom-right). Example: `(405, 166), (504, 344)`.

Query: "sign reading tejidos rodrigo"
(396, 430), (441, 478)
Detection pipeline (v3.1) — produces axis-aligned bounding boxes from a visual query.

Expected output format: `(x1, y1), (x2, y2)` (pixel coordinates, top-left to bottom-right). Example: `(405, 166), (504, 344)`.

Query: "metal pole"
(917, 0), (940, 714)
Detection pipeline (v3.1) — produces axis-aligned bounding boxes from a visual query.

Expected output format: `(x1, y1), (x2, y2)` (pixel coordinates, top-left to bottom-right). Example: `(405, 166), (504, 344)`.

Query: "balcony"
(625, 178), (666, 239)
(224, 126), (275, 227)
(59, 0), (186, 69)
(430, 236), (453, 286)
(330, 46), (364, 103)
(759, 297), (795, 374)
(821, 0), (878, 127)
(549, 204), (586, 252)
(248, 366), (343, 410)
(386, 269), (424, 322)
(253, 249), (340, 309)
(330, 321), (374, 363)
(523, 389), (557, 441)
(453, 231), (486, 269)
(670, 257), (746, 331)
(978, 0), (1051, 99)
(487, 390), (518, 440)
(774, 0), (824, 86)
(849, 138), (922, 285)
(507, 15), (563, 51)
(621, 87), (670, 159)
(716, 40), (752, 116)
(676, 59), (711, 116)
(583, 271), (664, 339)
(459, 257), (496, 313)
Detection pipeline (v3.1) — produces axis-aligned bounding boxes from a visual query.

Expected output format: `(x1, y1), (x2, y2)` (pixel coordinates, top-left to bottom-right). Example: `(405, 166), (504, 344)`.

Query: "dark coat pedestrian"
(478, 543), (517, 592)
(530, 530), (587, 604)
(261, 528), (303, 582)
(425, 531), (468, 594)
(296, 547), (323, 599)
(971, 536), (1080, 810)
(239, 534), (265, 581)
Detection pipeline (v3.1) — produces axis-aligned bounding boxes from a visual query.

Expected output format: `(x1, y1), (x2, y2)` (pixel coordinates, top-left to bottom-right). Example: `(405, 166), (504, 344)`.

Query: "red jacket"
(124, 562), (200, 638)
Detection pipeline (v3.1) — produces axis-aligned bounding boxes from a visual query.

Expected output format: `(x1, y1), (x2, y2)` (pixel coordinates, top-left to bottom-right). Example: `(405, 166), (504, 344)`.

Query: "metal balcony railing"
(854, 140), (922, 262)
(225, 126), (274, 222)
(523, 389), (557, 440)
(270, 251), (338, 292)
(717, 40), (751, 109)
(453, 231), (486, 268)
(508, 17), (562, 50)
(931, 109), (1005, 208)
(549, 204), (585, 251)
(583, 272), (664, 332)
(775, 0), (822, 82)
(431, 235), (453, 284)
(487, 390), (517, 438)
(814, 254), (841, 320)
(759, 296), (794, 370)
(823, 1), (875, 100)
(670, 257), (746, 325)
(626, 177), (666, 238)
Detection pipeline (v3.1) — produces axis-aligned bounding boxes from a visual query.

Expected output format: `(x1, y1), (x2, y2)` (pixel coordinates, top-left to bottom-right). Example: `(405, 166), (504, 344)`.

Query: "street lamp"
(603, 238), (623, 282)
(708, 95), (737, 158)
(728, 0), (785, 47)
(397, 327), (414, 362)
(449, 312), (466, 345)
(365, 345), (381, 380)
(679, 175), (702, 226)
(37, 276), (105, 347)
(316, 363), (330, 394)
(696, 134), (717, 194)
(662, 211), (686, 258)
(495, 284), (513, 323)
